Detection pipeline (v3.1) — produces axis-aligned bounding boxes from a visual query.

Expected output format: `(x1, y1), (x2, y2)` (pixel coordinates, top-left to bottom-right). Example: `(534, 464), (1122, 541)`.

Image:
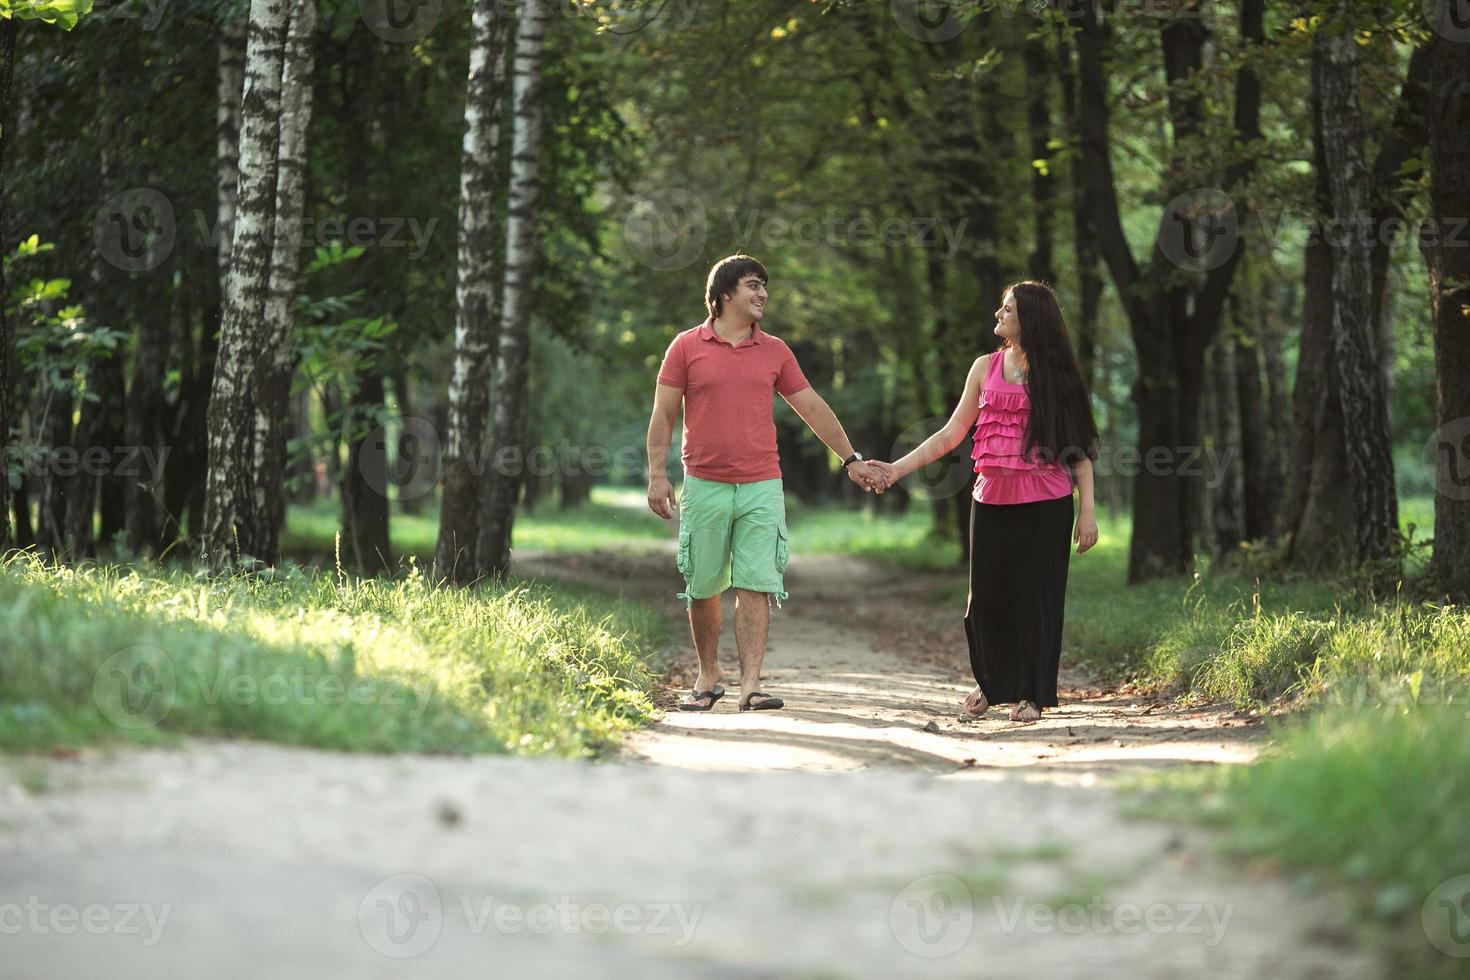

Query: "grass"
(786, 499), (957, 569)
(1130, 700), (1470, 976)
(0, 551), (669, 757)
(282, 486), (673, 563)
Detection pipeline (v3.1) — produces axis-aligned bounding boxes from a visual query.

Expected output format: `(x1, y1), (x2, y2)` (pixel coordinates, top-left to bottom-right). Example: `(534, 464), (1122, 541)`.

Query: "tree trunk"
(1233, 273), (1274, 541)
(436, 0), (511, 583)
(391, 370), (430, 516)
(1206, 324), (1244, 557)
(33, 385), (73, 558)
(286, 383), (314, 503)
(163, 284), (216, 548)
(478, 0), (549, 578)
(1024, 31), (1055, 287)
(0, 19), (15, 549)
(1314, 22), (1399, 566)
(1070, 0), (1262, 582)
(255, 0), (317, 565)
(202, 0), (289, 567)
(1280, 233), (1357, 567)
(1057, 26), (1102, 392)
(1423, 8), (1470, 598)
(341, 368), (392, 574)
(1283, 34), (1432, 571)
(124, 255), (169, 556)
(217, 17), (247, 275)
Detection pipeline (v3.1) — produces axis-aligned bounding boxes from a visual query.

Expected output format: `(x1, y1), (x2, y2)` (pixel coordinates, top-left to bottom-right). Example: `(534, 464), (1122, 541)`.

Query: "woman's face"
(993, 290), (1020, 343)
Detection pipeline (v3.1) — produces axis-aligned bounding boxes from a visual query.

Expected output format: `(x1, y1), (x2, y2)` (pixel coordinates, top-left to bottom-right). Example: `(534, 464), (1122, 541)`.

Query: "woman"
(873, 281), (1099, 723)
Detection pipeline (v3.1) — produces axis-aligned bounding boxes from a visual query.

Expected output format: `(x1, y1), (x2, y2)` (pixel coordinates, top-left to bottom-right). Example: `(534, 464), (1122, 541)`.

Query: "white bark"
(435, 0), (511, 582)
(255, 0), (318, 548)
(202, 0), (290, 565)
(216, 18), (247, 276)
(477, 0), (550, 576)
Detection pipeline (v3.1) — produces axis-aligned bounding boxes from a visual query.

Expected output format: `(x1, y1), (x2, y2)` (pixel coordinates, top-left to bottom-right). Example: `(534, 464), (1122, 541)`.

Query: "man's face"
(725, 275), (768, 322)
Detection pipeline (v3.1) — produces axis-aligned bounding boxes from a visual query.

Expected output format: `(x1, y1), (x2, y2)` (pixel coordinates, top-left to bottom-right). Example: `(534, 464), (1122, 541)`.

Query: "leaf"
(1405, 670), (1423, 703)
(2, 0), (96, 30)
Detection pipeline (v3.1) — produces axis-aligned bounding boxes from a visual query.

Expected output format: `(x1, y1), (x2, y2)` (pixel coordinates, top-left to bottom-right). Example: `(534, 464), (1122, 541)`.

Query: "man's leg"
(676, 475), (735, 708)
(689, 595), (723, 698)
(733, 588), (772, 704)
(728, 478), (787, 709)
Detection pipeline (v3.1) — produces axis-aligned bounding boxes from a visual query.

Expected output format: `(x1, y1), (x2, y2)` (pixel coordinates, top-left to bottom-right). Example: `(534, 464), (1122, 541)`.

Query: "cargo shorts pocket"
(775, 526), (790, 574)
(676, 526), (692, 577)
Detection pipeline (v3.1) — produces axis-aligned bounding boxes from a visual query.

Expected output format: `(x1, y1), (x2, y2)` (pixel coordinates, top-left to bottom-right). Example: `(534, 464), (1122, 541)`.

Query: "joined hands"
(848, 459), (899, 494)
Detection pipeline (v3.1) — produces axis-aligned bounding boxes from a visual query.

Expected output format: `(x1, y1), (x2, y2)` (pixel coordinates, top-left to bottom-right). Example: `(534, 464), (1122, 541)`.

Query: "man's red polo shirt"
(656, 318), (811, 484)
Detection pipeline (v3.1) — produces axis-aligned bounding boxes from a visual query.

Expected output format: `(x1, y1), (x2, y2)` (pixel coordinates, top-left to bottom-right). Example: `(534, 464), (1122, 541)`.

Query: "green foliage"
(3, 234), (125, 490)
(1145, 702), (1470, 978)
(1, 0), (93, 30)
(0, 551), (668, 756)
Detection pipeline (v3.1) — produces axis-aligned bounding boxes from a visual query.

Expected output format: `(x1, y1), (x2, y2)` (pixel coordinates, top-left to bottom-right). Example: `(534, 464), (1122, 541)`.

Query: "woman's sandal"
(678, 684), (725, 712)
(738, 691), (784, 711)
(1008, 700), (1041, 723)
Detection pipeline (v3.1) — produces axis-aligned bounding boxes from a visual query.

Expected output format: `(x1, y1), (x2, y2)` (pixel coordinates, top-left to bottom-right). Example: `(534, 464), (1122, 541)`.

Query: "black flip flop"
(678, 684), (725, 712)
(738, 691), (784, 711)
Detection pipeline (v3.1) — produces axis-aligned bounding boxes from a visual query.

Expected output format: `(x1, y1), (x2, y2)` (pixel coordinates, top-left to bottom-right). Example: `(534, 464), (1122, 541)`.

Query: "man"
(646, 254), (888, 712)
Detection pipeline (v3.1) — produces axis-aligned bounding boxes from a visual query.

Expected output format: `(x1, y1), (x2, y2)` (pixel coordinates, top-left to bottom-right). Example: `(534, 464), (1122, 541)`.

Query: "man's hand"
(868, 460), (900, 489)
(847, 460), (889, 494)
(648, 475), (677, 519)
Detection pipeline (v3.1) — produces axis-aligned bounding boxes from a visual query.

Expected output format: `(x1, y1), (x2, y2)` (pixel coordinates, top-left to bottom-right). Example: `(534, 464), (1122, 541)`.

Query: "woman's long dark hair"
(1002, 280), (1100, 469)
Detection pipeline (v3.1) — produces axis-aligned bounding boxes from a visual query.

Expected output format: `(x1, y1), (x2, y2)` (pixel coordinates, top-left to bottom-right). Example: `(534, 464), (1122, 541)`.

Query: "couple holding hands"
(646, 255), (1099, 723)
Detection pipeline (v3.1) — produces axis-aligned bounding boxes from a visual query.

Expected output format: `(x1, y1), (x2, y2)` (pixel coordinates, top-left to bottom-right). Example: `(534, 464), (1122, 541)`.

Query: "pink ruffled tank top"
(971, 349), (1075, 505)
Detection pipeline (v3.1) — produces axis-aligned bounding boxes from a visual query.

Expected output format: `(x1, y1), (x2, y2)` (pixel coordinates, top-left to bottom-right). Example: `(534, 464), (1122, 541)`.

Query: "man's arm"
(646, 383), (682, 519)
(781, 386), (886, 491)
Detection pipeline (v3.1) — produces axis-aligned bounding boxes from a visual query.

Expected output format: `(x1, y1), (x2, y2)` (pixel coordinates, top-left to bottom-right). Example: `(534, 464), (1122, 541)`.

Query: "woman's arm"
(883, 355), (989, 482)
(1072, 457), (1098, 553)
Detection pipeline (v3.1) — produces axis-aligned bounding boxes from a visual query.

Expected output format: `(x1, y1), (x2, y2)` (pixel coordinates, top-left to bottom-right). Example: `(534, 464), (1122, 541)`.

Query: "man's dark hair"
(705, 254), (767, 317)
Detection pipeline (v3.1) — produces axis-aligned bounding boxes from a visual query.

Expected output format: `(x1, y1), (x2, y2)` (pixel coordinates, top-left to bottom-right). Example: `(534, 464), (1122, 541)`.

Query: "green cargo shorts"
(675, 474), (790, 607)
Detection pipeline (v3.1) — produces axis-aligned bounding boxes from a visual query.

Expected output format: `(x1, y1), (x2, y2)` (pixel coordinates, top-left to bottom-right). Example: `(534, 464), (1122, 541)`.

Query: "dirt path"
(529, 548), (1267, 775)
(0, 548), (1379, 978)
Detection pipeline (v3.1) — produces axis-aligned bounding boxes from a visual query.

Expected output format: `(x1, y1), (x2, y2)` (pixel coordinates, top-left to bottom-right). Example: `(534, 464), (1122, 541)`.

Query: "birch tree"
(201, 0), (289, 567)
(256, 0), (317, 564)
(478, 0), (548, 578)
(436, 0), (511, 584)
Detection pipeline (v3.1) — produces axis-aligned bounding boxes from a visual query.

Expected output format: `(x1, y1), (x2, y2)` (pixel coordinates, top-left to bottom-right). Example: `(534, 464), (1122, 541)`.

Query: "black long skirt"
(964, 494), (1074, 708)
